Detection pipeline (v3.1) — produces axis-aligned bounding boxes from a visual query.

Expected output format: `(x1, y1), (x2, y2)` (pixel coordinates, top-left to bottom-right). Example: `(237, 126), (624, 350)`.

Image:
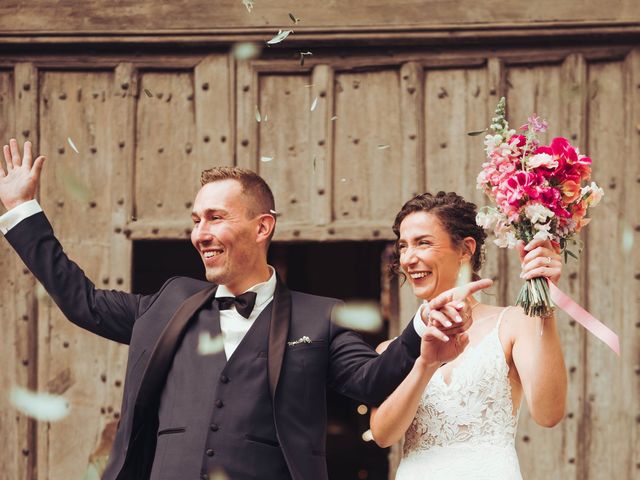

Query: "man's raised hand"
(0, 139), (46, 210)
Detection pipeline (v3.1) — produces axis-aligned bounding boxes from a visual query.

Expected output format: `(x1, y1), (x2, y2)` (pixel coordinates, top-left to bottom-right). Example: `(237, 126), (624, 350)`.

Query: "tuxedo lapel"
(268, 275), (292, 399)
(135, 284), (218, 409)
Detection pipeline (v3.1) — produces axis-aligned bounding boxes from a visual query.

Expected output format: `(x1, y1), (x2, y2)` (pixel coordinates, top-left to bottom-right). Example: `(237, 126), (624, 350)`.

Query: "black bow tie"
(215, 291), (257, 319)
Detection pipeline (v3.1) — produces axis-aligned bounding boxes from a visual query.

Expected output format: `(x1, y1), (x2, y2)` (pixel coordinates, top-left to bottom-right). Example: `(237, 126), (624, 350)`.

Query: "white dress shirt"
(216, 268), (276, 359)
(412, 302), (430, 338)
(0, 199), (42, 234)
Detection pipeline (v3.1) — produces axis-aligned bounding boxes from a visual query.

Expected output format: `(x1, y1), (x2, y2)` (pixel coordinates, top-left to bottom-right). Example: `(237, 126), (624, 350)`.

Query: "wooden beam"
(309, 64), (334, 225)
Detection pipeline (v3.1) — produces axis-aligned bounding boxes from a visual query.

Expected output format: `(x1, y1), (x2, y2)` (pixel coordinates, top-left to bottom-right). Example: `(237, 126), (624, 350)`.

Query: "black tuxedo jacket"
(6, 212), (422, 480)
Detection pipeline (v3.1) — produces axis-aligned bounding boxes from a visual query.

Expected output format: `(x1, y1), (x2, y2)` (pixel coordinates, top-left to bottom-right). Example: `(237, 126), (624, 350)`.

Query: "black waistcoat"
(149, 300), (290, 480)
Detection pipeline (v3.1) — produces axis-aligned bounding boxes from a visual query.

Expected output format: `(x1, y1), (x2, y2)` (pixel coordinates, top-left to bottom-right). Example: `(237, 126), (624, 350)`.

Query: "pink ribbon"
(548, 280), (620, 356)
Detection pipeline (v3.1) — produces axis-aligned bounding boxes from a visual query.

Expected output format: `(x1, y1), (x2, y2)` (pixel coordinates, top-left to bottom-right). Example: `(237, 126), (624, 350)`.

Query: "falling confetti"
(362, 429), (374, 442)
(332, 302), (383, 332)
(266, 30), (293, 45)
(377, 144), (390, 150)
(57, 165), (91, 202)
(260, 156), (274, 162)
(304, 84), (315, 88)
(255, 106), (262, 123)
(299, 51), (312, 66)
(10, 386), (70, 422)
(310, 96), (319, 112)
(209, 468), (229, 480)
(622, 223), (634, 253)
(269, 209), (279, 217)
(242, 0), (254, 13)
(330, 116), (338, 121)
(143, 89), (153, 98)
(67, 137), (79, 154)
(289, 13), (300, 24)
(232, 42), (262, 61)
(197, 333), (225, 356)
(263, 113), (268, 122)
(36, 283), (53, 307)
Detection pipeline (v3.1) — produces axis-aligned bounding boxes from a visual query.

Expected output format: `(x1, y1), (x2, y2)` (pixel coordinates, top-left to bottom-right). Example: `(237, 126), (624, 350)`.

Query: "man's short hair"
(200, 166), (275, 219)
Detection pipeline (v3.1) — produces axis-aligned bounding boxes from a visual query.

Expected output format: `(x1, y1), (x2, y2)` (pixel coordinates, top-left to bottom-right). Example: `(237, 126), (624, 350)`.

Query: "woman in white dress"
(370, 192), (567, 479)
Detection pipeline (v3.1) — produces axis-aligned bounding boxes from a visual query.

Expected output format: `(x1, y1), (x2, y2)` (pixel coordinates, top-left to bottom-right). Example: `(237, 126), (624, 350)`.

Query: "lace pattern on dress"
(403, 307), (520, 456)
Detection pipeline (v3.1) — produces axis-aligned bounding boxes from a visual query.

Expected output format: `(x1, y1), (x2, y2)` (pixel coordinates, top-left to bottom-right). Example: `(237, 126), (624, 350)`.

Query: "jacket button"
(220, 374), (229, 384)
(215, 399), (224, 408)
(210, 423), (219, 432)
(206, 448), (215, 457)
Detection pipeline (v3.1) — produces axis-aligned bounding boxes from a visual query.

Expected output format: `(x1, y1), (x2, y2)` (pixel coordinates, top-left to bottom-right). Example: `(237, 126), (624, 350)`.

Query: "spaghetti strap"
(496, 306), (512, 331)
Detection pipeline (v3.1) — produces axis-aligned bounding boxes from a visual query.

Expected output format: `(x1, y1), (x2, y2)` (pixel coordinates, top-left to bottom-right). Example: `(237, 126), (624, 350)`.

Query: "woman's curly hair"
(390, 191), (487, 282)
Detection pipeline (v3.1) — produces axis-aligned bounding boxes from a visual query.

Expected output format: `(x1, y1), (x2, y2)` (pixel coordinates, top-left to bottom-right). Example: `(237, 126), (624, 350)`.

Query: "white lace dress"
(396, 307), (522, 479)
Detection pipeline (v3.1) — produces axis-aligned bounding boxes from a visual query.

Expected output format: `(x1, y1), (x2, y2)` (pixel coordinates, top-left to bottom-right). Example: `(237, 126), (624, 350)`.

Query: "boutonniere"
(287, 336), (311, 347)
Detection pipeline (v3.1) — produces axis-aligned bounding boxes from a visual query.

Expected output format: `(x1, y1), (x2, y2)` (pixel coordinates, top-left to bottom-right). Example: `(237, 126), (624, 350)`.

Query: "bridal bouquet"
(474, 98), (604, 317)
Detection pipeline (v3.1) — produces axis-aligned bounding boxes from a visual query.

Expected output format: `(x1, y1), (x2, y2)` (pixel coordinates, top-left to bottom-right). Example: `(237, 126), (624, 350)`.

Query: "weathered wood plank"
(256, 73), (312, 225)
(195, 55), (235, 170)
(333, 69), (403, 227)
(12, 63), (39, 480)
(505, 55), (588, 480)
(0, 0), (637, 35)
(623, 47), (640, 480)
(399, 62), (425, 199)
(235, 60), (259, 171)
(584, 58), (636, 480)
(0, 66), (36, 480)
(481, 57), (505, 307)
(134, 71), (198, 223)
(503, 62), (580, 479)
(309, 64), (334, 226)
(38, 70), (118, 480)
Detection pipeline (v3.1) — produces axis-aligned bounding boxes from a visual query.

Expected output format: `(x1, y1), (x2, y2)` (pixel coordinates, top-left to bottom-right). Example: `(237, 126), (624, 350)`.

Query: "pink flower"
(520, 114), (548, 134)
(539, 187), (571, 218)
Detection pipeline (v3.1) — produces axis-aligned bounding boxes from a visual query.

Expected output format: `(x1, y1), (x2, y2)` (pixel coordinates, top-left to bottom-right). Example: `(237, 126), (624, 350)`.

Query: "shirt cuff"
(0, 199), (43, 234)
(412, 302), (430, 338)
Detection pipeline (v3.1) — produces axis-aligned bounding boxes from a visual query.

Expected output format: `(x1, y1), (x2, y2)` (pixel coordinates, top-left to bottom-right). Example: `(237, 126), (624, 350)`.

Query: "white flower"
(533, 228), (554, 242)
(476, 208), (502, 230)
(524, 203), (554, 224)
(581, 182), (604, 207)
(527, 152), (558, 169)
(494, 228), (518, 249)
(484, 134), (504, 154)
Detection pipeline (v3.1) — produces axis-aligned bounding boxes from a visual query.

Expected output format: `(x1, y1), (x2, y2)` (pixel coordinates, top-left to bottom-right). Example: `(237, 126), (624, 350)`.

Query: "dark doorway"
(132, 240), (391, 480)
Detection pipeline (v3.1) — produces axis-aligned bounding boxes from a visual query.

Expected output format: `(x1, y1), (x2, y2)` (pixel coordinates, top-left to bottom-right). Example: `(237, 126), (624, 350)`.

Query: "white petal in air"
(197, 333), (225, 356)
(232, 42), (262, 61)
(260, 156), (274, 163)
(310, 96), (319, 112)
(242, 0), (254, 13)
(10, 386), (70, 422)
(622, 223), (634, 253)
(67, 137), (79, 154)
(332, 302), (383, 332)
(267, 30), (293, 45)
(255, 106), (262, 123)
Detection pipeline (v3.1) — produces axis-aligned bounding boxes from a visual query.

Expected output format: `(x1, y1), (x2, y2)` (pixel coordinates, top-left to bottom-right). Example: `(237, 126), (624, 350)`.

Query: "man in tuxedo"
(0, 139), (490, 480)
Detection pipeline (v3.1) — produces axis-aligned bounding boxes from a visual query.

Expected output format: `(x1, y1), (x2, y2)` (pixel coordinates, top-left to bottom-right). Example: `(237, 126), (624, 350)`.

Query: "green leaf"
(467, 128), (487, 136)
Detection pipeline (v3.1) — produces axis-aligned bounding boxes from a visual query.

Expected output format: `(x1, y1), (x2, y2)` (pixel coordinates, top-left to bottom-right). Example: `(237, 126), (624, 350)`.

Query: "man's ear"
(256, 214), (276, 244)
